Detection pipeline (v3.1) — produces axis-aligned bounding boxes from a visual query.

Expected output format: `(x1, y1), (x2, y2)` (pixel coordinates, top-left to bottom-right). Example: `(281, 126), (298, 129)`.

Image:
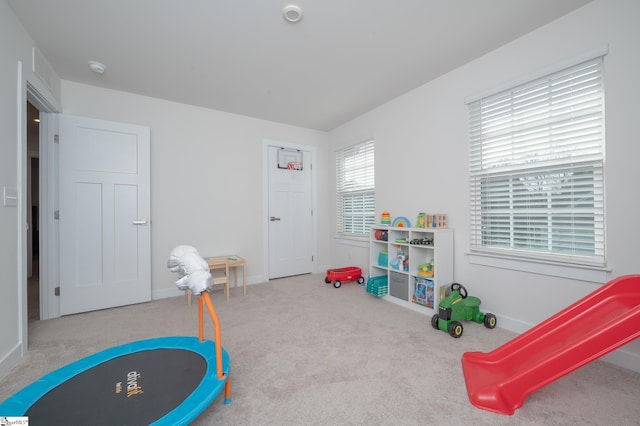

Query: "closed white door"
(59, 115), (151, 315)
(268, 146), (312, 278)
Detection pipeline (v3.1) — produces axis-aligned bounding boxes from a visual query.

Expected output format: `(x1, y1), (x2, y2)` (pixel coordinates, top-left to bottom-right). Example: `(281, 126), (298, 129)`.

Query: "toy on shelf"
(374, 229), (388, 241)
(391, 216), (411, 227)
(411, 237), (433, 246)
(393, 246), (409, 271)
(413, 278), (434, 307)
(378, 251), (388, 267)
(417, 261), (434, 277)
(381, 210), (391, 226)
(432, 214), (448, 228)
(415, 213), (448, 229)
(431, 283), (496, 338)
(324, 266), (365, 289)
(390, 258), (399, 269)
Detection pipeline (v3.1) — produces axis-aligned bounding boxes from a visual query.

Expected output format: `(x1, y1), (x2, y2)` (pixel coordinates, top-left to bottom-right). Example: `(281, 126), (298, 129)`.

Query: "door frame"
(18, 71), (61, 363)
(262, 139), (317, 281)
(27, 87), (60, 321)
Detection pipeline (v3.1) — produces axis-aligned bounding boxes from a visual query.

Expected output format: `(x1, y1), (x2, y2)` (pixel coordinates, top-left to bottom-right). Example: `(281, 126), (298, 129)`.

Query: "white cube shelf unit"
(369, 226), (453, 315)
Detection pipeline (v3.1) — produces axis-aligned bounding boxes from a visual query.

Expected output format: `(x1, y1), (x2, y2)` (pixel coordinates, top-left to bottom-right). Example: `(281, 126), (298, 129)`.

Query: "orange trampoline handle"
(199, 291), (225, 380)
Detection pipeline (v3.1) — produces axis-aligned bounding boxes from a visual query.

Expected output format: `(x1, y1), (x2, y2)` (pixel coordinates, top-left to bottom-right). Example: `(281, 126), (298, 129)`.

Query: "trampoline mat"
(25, 348), (207, 425)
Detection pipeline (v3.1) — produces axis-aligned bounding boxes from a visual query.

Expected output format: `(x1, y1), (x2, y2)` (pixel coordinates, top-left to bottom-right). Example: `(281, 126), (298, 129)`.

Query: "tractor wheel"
(449, 321), (463, 338)
(357, 276), (365, 285)
(431, 314), (440, 330)
(324, 277), (331, 284)
(333, 280), (342, 288)
(484, 313), (497, 329)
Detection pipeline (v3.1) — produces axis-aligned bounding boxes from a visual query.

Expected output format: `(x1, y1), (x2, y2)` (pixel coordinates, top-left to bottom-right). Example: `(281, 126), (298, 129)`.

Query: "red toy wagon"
(324, 266), (365, 288)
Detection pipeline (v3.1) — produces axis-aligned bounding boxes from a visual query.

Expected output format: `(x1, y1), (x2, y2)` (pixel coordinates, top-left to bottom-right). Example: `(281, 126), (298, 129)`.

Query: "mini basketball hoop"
(277, 148), (304, 171)
(286, 161), (303, 171)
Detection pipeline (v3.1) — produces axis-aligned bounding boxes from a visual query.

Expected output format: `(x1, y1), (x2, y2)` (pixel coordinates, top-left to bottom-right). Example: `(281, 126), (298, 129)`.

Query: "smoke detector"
(283, 5), (303, 23)
(88, 61), (106, 74)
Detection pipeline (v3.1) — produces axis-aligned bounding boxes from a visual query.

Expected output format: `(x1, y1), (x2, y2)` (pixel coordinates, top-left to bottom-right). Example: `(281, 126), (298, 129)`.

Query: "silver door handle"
(132, 220), (148, 225)
(270, 216), (281, 221)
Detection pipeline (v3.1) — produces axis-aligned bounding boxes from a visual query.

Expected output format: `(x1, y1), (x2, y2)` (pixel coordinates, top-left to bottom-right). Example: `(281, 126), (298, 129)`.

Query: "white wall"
(61, 81), (330, 299)
(329, 0), (640, 371)
(0, 0), (61, 377)
(2, 0), (637, 381)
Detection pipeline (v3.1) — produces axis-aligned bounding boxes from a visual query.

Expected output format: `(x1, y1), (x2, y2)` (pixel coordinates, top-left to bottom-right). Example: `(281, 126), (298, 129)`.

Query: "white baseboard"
(152, 274), (264, 300)
(152, 286), (184, 300)
(496, 314), (640, 374)
(494, 313), (533, 334)
(0, 342), (24, 381)
(602, 348), (640, 373)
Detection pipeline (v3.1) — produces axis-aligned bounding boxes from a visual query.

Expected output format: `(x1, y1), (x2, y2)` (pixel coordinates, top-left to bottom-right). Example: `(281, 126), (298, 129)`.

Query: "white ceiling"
(8, 0), (592, 131)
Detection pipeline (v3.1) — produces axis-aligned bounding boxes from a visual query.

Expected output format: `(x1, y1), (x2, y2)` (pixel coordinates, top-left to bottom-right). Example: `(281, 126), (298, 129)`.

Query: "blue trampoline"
(0, 291), (231, 425)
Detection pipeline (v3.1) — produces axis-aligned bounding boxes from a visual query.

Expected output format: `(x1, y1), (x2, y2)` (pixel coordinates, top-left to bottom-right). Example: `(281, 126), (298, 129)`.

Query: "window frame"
(335, 139), (375, 238)
(467, 54), (607, 273)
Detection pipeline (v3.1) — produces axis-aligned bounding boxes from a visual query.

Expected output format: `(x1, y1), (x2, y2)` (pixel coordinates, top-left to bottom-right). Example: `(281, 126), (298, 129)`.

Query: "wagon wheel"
(357, 276), (365, 285)
(484, 313), (497, 329)
(431, 314), (440, 330)
(451, 283), (468, 299)
(324, 277), (331, 284)
(449, 321), (463, 338)
(333, 280), (342, 288)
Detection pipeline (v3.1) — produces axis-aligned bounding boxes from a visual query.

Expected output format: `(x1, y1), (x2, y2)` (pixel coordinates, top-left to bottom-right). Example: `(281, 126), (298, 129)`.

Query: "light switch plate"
(3, 186), (17, 206)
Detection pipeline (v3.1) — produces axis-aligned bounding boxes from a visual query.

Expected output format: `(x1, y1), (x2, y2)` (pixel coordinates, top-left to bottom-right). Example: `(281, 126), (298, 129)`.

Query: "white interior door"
(59, 115), (151, 315)
(268, 146), (312, 278)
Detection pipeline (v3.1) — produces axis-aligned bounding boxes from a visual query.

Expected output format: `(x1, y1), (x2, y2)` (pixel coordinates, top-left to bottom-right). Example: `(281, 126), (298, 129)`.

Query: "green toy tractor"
(431, 283), (497, 338)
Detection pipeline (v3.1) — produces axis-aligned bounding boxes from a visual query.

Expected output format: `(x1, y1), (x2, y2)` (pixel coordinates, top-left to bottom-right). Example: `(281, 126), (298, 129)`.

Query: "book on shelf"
(412, 277), (434, 308)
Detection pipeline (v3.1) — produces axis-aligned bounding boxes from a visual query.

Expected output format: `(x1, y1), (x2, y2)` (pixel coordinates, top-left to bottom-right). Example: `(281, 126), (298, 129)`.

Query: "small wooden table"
(185, 256), (247, 305)
(207, 255), (247, 297)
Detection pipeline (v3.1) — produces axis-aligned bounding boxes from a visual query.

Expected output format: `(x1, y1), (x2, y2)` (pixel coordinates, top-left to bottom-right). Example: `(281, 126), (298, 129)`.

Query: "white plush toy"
(167, 245), (213, 295)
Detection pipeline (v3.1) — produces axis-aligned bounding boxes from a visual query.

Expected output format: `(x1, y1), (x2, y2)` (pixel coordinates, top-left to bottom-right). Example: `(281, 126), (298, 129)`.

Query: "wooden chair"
(186, 257), (230, 305)
(209, 257), (230, 300)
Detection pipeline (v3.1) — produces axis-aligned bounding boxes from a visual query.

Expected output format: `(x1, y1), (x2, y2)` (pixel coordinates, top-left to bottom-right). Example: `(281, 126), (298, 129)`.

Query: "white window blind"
(468, 57), (605, 267)
(336, 139), (375, 236)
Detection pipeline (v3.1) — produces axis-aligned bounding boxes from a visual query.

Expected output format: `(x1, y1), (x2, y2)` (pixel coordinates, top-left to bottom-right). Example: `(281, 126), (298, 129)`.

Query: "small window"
(336, 139), (375, 236)
(468, 57), (605, 267)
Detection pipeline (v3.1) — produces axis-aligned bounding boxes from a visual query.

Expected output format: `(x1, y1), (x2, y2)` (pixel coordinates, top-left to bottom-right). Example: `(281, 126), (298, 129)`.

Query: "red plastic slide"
(461, 274), (640, 415)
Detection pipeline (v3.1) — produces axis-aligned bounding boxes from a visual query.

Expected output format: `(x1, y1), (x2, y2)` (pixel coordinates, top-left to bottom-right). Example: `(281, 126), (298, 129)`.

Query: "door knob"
(132, 220), (148, 225)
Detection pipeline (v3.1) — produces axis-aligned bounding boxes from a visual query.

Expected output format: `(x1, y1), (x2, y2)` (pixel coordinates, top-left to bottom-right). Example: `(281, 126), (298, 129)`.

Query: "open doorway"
(27, 101), (40, 321)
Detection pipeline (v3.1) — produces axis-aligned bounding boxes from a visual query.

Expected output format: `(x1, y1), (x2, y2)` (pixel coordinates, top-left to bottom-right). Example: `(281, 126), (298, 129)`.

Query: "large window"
(336, 139), (375, 236)
(468, 56), (605, 267)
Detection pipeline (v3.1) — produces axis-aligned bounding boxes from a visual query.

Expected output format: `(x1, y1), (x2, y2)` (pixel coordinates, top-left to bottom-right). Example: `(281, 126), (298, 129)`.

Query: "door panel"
(60, 115), (151, 315)
(115, 184), (139, 281)
(74, 182), (103, 286)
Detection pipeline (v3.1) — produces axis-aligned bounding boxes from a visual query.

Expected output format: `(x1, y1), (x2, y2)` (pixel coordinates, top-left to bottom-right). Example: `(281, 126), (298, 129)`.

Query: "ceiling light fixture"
(283, 5), (303, 23)
(88, 60), (106, 74)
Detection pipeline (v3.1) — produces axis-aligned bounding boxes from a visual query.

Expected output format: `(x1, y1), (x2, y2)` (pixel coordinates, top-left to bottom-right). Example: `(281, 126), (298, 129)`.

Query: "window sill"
(467, 251), (610, 284)
(335, 235), (369, 248)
